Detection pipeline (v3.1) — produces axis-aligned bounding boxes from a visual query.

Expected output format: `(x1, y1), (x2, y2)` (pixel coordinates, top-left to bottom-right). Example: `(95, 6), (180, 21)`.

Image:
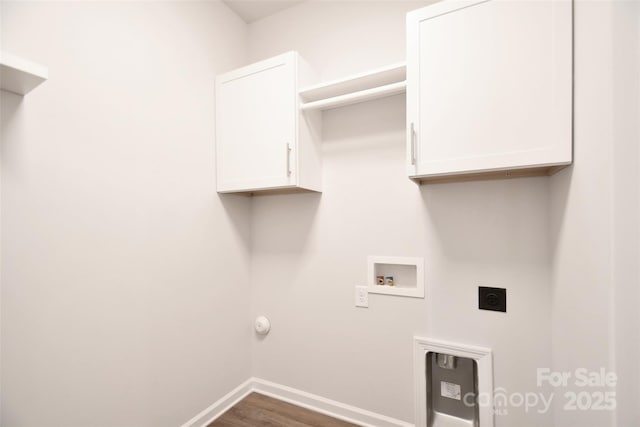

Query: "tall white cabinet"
(406, 0), (573, 183)
(216, 52), (320, 194)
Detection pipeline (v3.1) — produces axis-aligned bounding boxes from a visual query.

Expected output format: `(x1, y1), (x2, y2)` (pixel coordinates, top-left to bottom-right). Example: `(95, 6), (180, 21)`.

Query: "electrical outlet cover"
(355, 286), (369, 308)
(478, 286), (506, 312)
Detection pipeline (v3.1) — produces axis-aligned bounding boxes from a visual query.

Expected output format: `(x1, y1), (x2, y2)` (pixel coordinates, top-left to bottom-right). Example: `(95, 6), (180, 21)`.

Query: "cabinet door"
(407, 0), (572, 179)
(216, 53), (297, 192)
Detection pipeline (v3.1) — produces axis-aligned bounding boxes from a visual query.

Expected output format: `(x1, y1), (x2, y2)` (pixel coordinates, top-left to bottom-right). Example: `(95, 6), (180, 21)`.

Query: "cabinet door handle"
(410, 122), (416, 165)
(286, 143), (292, 177)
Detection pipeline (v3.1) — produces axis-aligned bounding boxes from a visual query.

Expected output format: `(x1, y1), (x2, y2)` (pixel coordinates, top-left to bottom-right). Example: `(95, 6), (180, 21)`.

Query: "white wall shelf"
(299, 62), (406, 111)
(0, 52), (48, 95)
(367, 256), (424, 298)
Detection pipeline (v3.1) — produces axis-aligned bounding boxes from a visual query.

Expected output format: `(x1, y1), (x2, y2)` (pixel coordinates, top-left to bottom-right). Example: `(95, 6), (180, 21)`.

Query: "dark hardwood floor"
(209, 392), (360, 427)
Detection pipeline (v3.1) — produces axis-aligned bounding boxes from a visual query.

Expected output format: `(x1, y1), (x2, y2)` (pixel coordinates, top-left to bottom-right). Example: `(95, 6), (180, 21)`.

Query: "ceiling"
(222, 0), (306, 23)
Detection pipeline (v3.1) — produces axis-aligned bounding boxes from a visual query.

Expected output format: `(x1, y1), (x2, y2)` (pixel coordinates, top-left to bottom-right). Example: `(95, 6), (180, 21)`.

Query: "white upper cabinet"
(216, 51), (321, 194)
(0, 52), (48, 96)
(406, 0), (572, 183)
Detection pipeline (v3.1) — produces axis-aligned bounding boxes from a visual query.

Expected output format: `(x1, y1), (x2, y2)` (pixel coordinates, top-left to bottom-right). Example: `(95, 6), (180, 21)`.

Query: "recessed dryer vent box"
(367, 256), (424, 298)
(414, 337), (494, 427)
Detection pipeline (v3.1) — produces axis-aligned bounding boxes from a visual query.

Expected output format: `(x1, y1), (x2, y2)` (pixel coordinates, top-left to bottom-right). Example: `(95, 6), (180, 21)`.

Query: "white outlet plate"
(355, 286), (368, 308)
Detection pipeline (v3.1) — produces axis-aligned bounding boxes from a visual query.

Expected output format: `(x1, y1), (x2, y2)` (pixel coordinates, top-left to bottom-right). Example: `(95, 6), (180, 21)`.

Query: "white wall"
(550, 1), (639, 426)
(247, 2), (553, 425)
(548, 3), (614, 423)
(612, 2), (640, 426)
(2, 1), (637, 426)
(1, 2), (251, 426)
(612, 4), (640, 427)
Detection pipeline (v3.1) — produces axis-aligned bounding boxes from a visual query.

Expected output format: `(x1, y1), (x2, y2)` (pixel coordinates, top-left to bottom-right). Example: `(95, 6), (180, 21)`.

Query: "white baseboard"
(252, 378), (414, 427)
(179, 378), (253, 427)
(181, 377), (414, 427)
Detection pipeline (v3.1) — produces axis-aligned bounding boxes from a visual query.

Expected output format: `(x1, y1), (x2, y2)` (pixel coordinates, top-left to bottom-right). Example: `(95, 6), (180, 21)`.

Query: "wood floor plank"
(209, 393), (360, 427)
